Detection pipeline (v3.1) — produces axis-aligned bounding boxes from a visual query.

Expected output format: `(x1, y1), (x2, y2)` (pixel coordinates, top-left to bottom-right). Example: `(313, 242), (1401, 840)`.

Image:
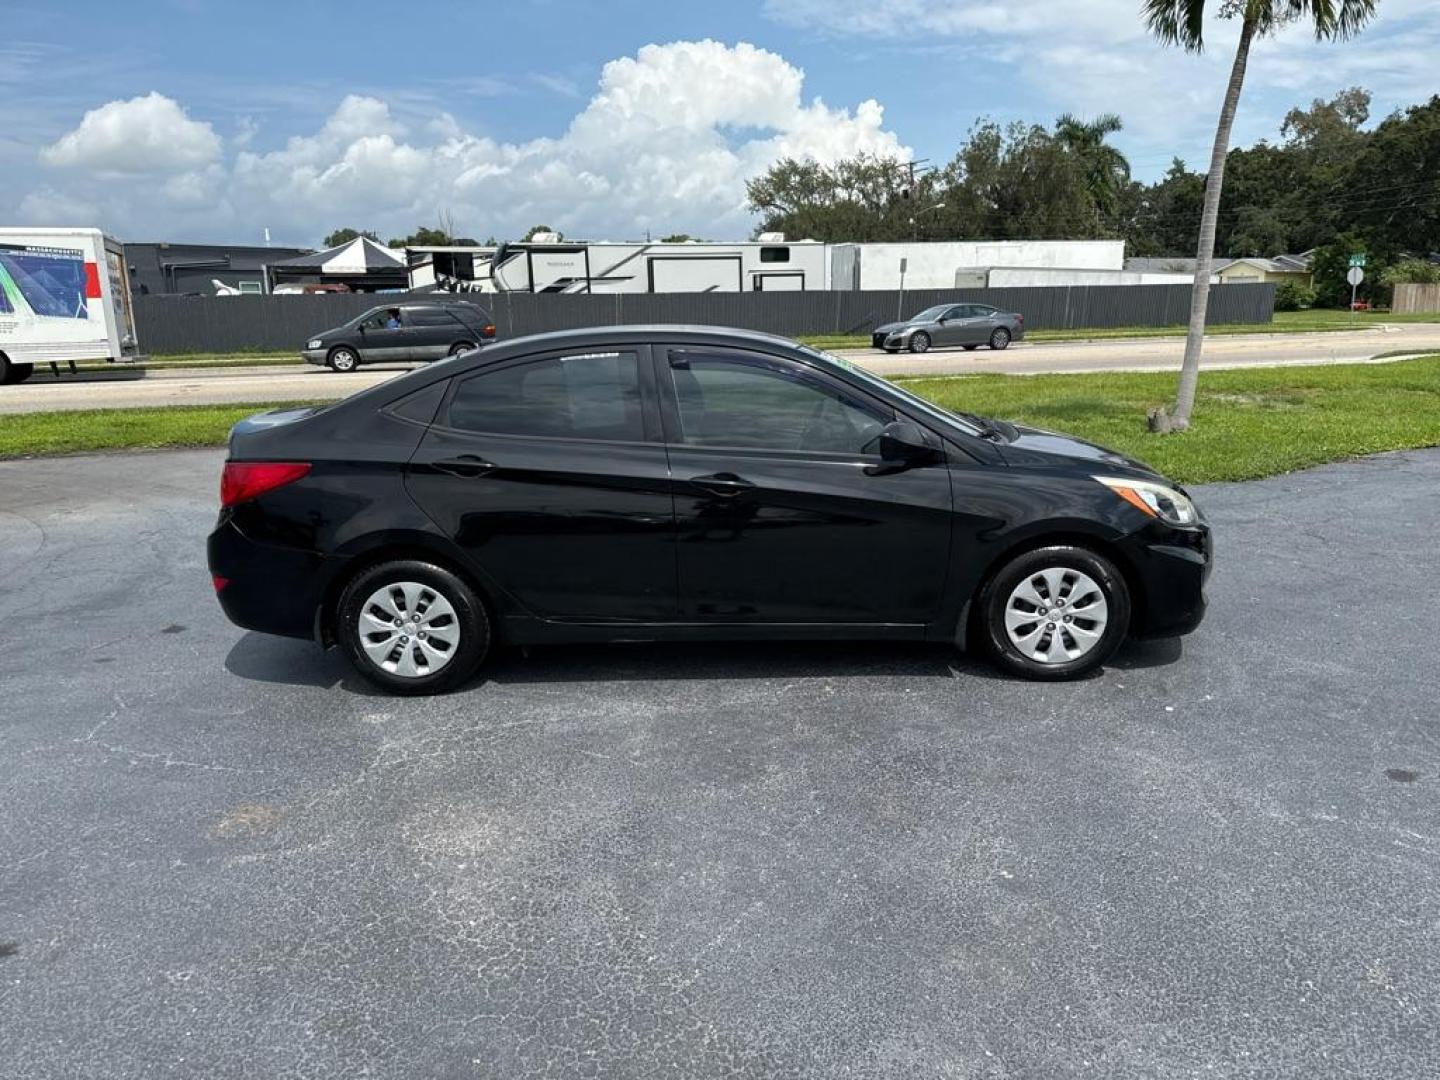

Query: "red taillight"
(220, 461), (311, 507)
(212, 575), (230, 592)
(1017, 313), (1024, 324)
(482, 323), (496, 337)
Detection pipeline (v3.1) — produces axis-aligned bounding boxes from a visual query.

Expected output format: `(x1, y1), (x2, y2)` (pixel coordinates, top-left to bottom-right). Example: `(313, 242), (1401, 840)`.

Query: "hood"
(873, 320), (920, 335)
(998, 423), (1165, 480)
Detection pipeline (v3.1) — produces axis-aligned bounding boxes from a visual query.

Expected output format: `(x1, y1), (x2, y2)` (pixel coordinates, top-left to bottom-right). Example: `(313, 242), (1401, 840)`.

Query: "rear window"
(446, 351), (643, 442)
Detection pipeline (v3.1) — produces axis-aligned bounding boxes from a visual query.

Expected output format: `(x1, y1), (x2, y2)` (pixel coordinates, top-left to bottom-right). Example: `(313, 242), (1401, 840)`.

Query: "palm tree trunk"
(1154, 13), (1257, 433)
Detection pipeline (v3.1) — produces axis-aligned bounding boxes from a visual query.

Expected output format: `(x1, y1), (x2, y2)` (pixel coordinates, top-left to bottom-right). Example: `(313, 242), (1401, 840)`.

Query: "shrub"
(1274, 280), (1317, 311)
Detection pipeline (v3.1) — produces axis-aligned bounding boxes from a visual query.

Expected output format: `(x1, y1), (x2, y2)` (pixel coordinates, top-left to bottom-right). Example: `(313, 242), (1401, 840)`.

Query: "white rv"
(0, 227), (139, 383)
(490, 238), (828, 294)
(406, 246), (498, 294)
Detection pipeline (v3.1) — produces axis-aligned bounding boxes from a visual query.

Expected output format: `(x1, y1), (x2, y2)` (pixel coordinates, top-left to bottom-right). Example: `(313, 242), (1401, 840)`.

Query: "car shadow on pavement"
(224, 631), (1184, 692)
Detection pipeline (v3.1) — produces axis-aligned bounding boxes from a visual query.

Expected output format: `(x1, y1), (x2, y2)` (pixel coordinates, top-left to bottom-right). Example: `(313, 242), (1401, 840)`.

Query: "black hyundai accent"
(209, 325), (1210, 694)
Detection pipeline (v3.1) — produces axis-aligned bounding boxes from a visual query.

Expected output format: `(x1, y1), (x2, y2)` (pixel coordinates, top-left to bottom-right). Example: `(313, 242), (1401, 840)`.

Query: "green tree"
(1344, 96), (1440, 256)
(388, 226), (453, 247)
(1118, 158), (1206, 256)
(1142, 0), (1379, 434)
(1053, 113), (1132, 220)
(323, 227), (379, 247)
(1310, 231), (1388, 307)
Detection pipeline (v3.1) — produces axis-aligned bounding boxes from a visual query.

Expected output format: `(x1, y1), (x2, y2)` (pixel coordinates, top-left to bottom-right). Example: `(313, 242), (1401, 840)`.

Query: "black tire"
(976, 545), (1130, 681)
(336, 559), (490, 695)
(908, 331), (931, 354)
(327, 346), (360, 373)
(963, 344), (979, 352)
(883, 347), (900, 354)
(449, 341), (477, 357)
(989, 327), (1012, 351)
(0, 354), (35, 384)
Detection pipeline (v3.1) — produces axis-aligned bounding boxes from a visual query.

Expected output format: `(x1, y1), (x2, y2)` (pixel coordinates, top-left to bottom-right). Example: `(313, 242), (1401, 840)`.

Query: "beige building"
(1214, 252), (1314, 286)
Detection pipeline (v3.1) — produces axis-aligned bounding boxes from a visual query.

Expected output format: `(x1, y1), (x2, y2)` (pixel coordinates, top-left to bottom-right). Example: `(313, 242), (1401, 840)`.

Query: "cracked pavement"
(1, 447), (1437, 1078)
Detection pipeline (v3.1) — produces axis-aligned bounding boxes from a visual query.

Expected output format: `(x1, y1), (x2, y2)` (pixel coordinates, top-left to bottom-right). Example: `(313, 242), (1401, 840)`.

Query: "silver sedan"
(872, 303), (1026, 354)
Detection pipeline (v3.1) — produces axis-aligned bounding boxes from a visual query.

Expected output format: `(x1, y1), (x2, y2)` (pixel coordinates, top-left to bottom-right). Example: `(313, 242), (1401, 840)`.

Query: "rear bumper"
(1123, 525), (1212, 639)
(208, 516), (334, 641)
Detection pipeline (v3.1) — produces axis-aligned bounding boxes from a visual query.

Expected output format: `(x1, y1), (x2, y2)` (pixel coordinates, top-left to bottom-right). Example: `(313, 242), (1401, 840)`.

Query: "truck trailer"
(0, 227), (140, 383)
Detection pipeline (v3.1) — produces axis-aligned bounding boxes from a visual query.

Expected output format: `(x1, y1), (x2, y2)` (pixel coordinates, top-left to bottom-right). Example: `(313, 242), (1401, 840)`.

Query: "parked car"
(302, 300), (496, 371)
(210, 325), (1210, 694)
(872, 303), (1024, 354)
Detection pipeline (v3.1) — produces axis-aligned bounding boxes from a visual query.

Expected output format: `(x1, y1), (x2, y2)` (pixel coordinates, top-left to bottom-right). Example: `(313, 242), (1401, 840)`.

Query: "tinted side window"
(408, 308), (461, 327)
(447, 351), (643, 442)
(945, 306), (968, 320)
(759, 247), (790, 263)
(668, 352), (890, 455)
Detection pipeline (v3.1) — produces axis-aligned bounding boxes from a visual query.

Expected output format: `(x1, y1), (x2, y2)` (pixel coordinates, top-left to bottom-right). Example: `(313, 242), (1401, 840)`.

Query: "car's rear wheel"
(908, 331), (931, 354)
(989, 328), (1012, 350)
(449, 341), (476, 357)
(977, 545), (1130, 680)
(327, 347), (360, 372)
(336, 559), (490, 695)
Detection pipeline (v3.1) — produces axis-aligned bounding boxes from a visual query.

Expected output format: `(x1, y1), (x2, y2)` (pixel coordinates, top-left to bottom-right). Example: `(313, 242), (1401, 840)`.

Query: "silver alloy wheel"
(358, 581), (461, 678)
(330, 348), (358, 372)
(990, 328), (1010, 349)
(909, 332), (931, 353)
(1004, 567), (1108, 664)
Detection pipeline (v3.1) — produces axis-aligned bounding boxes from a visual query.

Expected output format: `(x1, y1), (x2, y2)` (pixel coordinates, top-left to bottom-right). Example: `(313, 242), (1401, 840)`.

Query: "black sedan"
(209, 325), (1210, 694)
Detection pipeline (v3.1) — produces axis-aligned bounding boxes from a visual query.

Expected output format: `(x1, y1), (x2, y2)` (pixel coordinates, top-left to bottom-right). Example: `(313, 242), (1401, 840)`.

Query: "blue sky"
(4, 0), (1436, 246)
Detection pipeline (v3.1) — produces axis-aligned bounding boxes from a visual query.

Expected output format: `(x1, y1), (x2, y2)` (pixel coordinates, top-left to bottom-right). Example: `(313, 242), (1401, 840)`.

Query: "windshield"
(908, 305), (949, 323)
(799, 345), (985, 437)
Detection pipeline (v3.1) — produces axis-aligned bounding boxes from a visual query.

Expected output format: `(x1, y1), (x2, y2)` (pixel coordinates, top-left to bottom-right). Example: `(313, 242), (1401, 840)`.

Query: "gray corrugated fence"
(133, 283), (1276, 354)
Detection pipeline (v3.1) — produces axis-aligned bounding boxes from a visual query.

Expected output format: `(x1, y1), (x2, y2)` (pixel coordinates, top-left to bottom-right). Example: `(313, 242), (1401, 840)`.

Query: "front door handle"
(690, 472), (754, 498)
(432, 454), (496, 478)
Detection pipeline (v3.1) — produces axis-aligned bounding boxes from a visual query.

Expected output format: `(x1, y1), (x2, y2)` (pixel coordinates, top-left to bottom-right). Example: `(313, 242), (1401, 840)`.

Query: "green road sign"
(1349, 254), (1367, 268)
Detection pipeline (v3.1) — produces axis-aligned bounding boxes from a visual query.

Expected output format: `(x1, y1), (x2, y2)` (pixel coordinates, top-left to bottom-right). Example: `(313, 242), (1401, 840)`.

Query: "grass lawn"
(5, 357), (1439, 484)
(900, 354), (1440, 483)
(0, 402), (321, 460)
(799, 309), (1439, 351)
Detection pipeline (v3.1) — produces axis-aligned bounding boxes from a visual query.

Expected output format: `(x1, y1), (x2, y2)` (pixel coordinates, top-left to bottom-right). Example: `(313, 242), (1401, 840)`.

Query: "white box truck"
(0, 227), (140, 384)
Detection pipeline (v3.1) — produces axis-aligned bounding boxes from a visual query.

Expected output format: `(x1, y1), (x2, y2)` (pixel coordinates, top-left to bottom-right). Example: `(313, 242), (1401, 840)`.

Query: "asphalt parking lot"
(2, 447), (1437, 1078)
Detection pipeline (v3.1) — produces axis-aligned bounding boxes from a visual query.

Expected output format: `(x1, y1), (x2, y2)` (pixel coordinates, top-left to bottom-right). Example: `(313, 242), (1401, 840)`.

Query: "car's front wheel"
(908, 331), (931, 354)
(977, 545), (1130, 680)
(327, 347), (360, 372)
(336, 559), (490, 695)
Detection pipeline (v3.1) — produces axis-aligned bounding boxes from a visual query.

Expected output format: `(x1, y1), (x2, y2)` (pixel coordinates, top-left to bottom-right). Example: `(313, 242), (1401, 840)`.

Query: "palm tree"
(1054, 113), (1131, 217)
(1143, 0), (1377, 433)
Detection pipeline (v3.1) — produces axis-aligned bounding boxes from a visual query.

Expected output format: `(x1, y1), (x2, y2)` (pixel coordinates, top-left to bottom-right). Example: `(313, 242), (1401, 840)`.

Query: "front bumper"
(301, 349), (327, 365)
(1122, 523), (1212, 639)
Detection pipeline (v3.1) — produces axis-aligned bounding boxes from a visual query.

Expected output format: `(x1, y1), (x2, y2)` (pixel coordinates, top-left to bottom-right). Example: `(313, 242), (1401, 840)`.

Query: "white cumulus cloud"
(21, 41), (906, 243)
(40, 91), (222, 175)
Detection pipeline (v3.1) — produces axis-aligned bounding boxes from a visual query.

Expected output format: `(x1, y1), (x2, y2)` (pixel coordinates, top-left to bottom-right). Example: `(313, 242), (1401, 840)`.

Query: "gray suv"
(872, 303), (1025, 354)
(302, 301), (497, 372)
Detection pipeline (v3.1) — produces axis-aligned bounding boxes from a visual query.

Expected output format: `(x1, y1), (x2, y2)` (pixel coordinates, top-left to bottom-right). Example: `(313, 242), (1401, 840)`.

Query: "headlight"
(1094, 475), (1199, 526)
(307, 339), (322, 349)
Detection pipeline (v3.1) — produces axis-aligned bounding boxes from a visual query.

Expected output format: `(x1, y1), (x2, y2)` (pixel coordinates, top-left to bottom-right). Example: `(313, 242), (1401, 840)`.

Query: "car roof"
(471, 323), (802, 359)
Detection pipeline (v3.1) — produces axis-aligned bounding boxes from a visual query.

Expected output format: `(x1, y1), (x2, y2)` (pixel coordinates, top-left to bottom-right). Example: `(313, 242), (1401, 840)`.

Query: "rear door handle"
(432, 454), (496, 478)
(690, 472), (754, 498)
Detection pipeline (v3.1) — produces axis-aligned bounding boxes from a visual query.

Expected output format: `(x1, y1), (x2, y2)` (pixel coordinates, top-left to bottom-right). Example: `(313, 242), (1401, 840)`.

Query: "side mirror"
(878, 421), (939, 466)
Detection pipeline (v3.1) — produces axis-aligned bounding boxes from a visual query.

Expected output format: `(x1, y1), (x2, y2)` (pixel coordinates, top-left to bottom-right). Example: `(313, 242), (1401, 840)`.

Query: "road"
(1, 447), (1437, 1078)
(4, 322), (1438, 414)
